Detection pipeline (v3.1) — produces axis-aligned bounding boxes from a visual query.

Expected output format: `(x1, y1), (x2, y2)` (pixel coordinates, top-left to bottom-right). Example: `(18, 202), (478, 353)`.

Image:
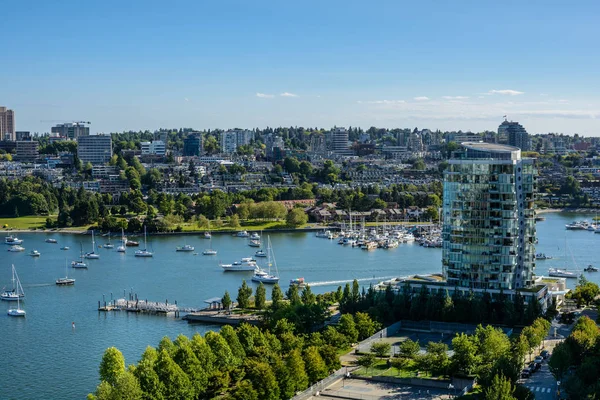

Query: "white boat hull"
(203, 250), (217, 255)
(7, 309), (26, 317)
(220, 264), (256, 271)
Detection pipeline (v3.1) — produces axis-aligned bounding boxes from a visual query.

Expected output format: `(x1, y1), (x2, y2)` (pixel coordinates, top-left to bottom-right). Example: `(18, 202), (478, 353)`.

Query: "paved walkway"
(320, 378), (456, 400)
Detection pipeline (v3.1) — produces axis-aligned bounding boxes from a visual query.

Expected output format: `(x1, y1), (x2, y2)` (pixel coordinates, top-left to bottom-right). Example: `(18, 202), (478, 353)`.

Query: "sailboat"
(176, 237), (195, 252)
(252, 236), (280, 284)
(116, 228), (126, 253)
(548, 236), (579, 279)
(203, 221), (217, 255)
(84, 230), (100, 259)
(104, 232), (114, 249)
(135, 226), (153, 257)
(7, 268), (26, 316)
(56, 259), (75, 286)
(1, 265), (25, 301)
(72, 243), (88, 269)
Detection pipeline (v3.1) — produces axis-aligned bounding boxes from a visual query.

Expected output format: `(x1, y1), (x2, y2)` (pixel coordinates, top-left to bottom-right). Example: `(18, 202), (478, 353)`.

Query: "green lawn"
(179, 219), (303, 232)
(0, 216), (54, 230)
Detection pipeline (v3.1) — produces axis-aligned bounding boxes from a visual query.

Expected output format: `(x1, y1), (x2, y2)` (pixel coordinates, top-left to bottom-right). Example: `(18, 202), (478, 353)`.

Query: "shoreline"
(536, 207), (600, 215)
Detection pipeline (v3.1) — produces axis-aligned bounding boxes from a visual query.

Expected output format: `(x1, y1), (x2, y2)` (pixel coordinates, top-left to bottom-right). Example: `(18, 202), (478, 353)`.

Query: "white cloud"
(280, 92), (298, 97)
(488, 89), (524, 96)
(358, 100), (406, 105)
(442, 96), (469, 100)
(414, 96), (430, 101)
(256, 93), (275, 98)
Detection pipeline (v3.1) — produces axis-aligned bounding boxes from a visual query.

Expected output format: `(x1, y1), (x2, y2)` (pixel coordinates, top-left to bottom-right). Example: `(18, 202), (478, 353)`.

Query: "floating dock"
(98, 298), (181, 317)
(183, 310), (261, 325)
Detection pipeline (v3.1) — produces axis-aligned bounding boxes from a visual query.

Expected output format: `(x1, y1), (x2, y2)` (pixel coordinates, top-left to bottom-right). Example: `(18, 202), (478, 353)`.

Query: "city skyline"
(3, 1), (600, 135)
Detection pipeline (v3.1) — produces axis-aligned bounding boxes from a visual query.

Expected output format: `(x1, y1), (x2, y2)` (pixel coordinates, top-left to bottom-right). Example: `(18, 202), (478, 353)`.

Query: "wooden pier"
(98, 298), (181, 317)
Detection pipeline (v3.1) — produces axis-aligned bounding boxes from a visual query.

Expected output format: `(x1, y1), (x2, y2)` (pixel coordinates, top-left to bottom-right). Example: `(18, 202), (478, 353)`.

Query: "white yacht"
(202, 249), (217, 255)
(254, 249), (267, 257)
(236, 231), (249, 238)
(8, 245), (25, 252)
(60, 246), (70, 250)
(45, 238), (57, 244)
(251, 236), (279, 284)
(250, 232), (260, 240)
(1, 265), (25, 301)
(134, 226), (153, 257)
(204, 231), (212, 239)
(248, 239), (261, 247)
(72, 244), (88, 269)
(220, 257), (257, 271)
(29, 250), (41, 257)
(5, 235), (23, 245)
(176, 244), (195, 252)
(315, 230), (330, 238)
(84, 231), (100, 259)
(535, 253), (552, 260)
(548, 268), (578, 278)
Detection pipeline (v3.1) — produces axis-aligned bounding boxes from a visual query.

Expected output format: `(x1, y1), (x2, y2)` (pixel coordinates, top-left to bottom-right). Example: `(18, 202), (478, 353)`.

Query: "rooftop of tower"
(461, 142), (520, 152)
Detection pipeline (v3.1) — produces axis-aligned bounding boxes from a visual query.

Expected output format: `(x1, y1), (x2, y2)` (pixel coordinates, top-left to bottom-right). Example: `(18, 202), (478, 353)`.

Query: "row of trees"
(339, 281), (547, 327)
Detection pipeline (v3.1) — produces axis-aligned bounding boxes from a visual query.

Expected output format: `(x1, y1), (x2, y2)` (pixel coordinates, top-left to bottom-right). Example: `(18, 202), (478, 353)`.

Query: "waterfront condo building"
(499, 120), (530, 151)
(0, 106), (16, 141)
(442, 142), (537, 290)
(77, 134), (113, 164)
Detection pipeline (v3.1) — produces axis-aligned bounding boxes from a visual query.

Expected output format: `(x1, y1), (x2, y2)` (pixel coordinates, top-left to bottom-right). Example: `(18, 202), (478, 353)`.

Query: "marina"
(1, 212), (600, 399)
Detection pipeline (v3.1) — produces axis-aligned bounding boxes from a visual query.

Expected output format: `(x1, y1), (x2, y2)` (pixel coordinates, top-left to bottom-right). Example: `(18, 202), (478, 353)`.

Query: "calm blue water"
(1, 213), (598, 399)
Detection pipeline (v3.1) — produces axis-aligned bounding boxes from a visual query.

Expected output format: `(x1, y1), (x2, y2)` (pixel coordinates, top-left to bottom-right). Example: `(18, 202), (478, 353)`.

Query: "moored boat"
(5, 235), (23, 245)
(29, 250), (41, 257)
(8, 245), (25, 252)
(176, 244), (195, 252)
(548, 268), (578, 278)
(584, 265), (598, 272)
(45, 238), (58, 244)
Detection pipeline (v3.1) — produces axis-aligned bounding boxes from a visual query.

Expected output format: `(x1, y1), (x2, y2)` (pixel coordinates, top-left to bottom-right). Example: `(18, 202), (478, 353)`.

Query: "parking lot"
(320, 378), (457, 400)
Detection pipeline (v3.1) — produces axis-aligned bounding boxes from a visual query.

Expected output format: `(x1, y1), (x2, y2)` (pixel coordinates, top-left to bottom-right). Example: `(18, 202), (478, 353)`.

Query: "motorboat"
(251, 236), (279, 284)
(361, 241), (378, 251)
(204, 231), (212, 239)
(202, 249), (217, 255)
(535, 253), (552, 260)
(125, 240), (139, 247)
(1, 265), (25, 301)
(56, 260), (75, 286)
(250, 232), (260, 240)
(289, 278), (306, 288)
(220, 257), (257, 271)
(134, 226), (153, 257)
(176, 244), (195, 252)
(548, 268), (578, 278)
(85, 231), (100, 259)
(8, 245), (25, 252)
(60, 246), (70, 250)
(254, 249), (267, 257)
(45, 238), (57, 244)
(315, 230), (330, 238)
(236, 231), (249, 238)
(29, 250), (41, 257)
(588, 224), (598, 232)
(248, 239), (261, 247)
(5, 235), (23, 245)
(565, 221), (588, 230)
(584, 265), (598, 272)
(252, 268), (279, 284)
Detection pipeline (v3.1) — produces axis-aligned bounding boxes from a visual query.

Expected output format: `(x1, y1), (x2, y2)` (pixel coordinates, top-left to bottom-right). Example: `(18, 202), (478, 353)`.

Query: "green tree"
(271, 284), (283, 309)
(451, 333), (479, 375)
(337, 314), (359, 343)
(371, 341), (391, 358)
(229, 214), (241, 229)
(300, 285), (316, 305)
(220, 325), (246, 363)
(132, 347), (163, 400)
(399, 339), (420, 359)
(286, 284), (301, 306)
(99, 347), (125, 386)
(172, 335), (208, 398)
(222, 291), (232, 310)
(483, 374), (516, 400)
(357, 353), (376, 373)
(154, 349), (193, 400)
(286, 349), (309, 394)
(237, 280), (253, 309)
(354, 312), (378, 341)
(205, 331), (235, 370)
(255, 282), (266, 310)
(286, 208), (308, 227)
(243, 360), (280, 400)
(303, 346), (328, 383)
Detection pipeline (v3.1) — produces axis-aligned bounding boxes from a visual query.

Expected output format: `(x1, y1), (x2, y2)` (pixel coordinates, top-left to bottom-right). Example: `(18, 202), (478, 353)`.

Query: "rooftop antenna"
(503, 115), (507, 121)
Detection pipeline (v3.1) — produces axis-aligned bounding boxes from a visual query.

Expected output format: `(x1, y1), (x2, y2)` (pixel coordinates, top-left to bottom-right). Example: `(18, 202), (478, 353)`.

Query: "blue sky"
(3, 0), (600, 135)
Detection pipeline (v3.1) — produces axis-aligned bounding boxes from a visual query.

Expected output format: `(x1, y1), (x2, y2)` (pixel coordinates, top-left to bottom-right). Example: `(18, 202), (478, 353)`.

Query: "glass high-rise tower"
(442, 142), (537, 290)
